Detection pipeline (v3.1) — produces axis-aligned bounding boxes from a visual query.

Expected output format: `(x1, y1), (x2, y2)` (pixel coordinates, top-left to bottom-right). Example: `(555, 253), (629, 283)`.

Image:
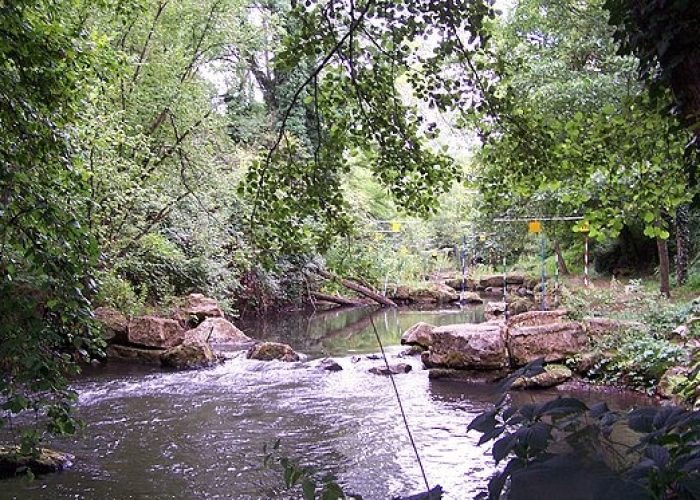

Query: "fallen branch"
(310, 291), (365, 307)
(314, 269), (397, 308)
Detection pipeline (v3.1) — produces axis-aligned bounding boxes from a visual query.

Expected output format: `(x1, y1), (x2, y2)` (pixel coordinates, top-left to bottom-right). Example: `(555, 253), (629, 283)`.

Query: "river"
(4, 306), (650, 499)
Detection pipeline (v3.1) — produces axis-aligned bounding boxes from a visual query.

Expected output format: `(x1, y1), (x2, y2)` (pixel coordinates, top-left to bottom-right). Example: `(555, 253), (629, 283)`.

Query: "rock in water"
(484, 302), (506, 320)
(161, 339), (218, 370)
(368, 363), (412, 375)
(247, 342), (300, 362)
(316, 358), (343, 371)
(510, 364), (573, 389)
(106, 344), (165, 364)
(184, 317), (252, 346)
(0, 446), (74, 478)
(401, 322), (435, 349)
(425, 322), (508, 370)
(128, 316), (184, 348)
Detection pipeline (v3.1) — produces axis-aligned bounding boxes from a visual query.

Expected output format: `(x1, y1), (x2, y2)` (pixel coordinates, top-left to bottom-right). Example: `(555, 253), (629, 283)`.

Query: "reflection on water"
(238, 306), (484, 358)
(2, 306), (650, 500)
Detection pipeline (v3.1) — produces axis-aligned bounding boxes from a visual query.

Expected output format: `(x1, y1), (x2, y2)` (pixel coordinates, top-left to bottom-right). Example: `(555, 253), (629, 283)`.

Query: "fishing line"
(368, 314), (431, 494)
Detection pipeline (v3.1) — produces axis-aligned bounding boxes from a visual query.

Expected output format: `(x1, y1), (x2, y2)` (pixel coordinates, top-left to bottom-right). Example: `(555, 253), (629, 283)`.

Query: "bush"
(95, 270), (146, 315)
(589, 329), (687, 393)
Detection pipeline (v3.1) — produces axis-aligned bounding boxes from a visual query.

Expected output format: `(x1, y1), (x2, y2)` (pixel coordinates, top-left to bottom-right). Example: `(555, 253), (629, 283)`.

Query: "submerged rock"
(0, 446), (73, 478)
(247, 342), (300, 362)
(128, 315), (184, 349)
(94, 307), (128, 343)
(368, 363), (412, 375)
(511, 364), (573, 389)
(106, 344), (164, 364)
(161, 339), (219, 370)
(401, 322), (435, 349)
(316, 358), (343, 371)
(184, 317), (252, 347)
(424, 321), (508, 370)
(428, 368), (505, 383)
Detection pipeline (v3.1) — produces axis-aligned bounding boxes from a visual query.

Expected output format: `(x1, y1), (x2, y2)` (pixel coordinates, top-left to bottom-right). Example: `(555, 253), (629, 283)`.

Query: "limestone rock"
(461, 291), (483, 304)
(508, 321), (587, 366)
(389, 283), (458, 304)
(0, 446), (74, 478)
(511, 364), (572, 389)
(247, 342), (300, 362)
(657, 366), (690, 399)
(484, 301), (506, 320)
(94, 307), (128, 343)
(401, 322), (435, 349)
(106, 344), (164, 364)
(480, 275), (505, 288)
(128, 316), (184, 348)
(507, 298), (534, 316)
(507, 309), (569, 328)
(425, 322), (508, 370)
(583, 317), (646, 337)
(184, 317), (252, 347)
(161, 339), (218, 370)
(182, 293), (223, 321)
(368, 363), (412, 375)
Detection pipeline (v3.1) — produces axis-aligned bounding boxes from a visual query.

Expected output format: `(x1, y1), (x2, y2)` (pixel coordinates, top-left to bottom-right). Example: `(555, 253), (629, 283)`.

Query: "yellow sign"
(391, 221), (402, 233)
(479, 233), (487, 241)
(528, 220), (542, 233)
(580, 221), (590, 233)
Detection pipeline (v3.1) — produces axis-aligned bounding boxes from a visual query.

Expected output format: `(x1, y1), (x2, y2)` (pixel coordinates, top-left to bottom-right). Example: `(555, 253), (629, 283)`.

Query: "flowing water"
(3, 306), (650, 499)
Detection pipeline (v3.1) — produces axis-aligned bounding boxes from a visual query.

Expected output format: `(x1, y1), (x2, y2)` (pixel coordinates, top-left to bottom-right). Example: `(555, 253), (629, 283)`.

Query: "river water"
(4, 306), (650, 499)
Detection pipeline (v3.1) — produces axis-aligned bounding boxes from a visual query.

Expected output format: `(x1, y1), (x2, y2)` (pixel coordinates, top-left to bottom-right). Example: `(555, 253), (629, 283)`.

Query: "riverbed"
(3, 306), (650, 499)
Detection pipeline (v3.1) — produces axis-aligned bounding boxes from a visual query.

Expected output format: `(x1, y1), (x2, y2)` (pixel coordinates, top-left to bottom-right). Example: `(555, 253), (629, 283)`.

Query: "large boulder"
(161, 339), (218, 370)
(128, 316), (184, 348)
(106, 344), (164, 364)
(184, 317), (252, 347)
(507, 309), (569, 328)
(511, 364), (572, 389)
(507, 321), (587, 366)
(505, 273), (526, 285)
(182, 293), (223, 322)
(247, 342), (300, 362)
(401, 322), (435, 349)
(424, 321), (508, 370)
(0, 446), (73, 478)
(94, 307), (128, 343)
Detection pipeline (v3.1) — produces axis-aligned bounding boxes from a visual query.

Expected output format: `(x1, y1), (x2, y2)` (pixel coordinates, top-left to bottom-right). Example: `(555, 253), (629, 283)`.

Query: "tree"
(0, 0), (107, 448)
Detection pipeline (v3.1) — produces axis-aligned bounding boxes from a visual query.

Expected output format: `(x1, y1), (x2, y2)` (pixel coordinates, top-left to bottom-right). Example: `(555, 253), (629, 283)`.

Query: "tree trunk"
(675, 204), (690, 285)
(657, 236), (671, 298)
(314, 269), (397, 307)
(310, 291), (365, 307)
(553, 240), (570, 275)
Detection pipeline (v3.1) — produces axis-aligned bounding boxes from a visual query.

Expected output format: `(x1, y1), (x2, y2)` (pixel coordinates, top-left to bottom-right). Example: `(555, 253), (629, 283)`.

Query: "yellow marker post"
(528, 220), (542, 234)
(479, 233), (487, 242)
(391, 221), (402, 233)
